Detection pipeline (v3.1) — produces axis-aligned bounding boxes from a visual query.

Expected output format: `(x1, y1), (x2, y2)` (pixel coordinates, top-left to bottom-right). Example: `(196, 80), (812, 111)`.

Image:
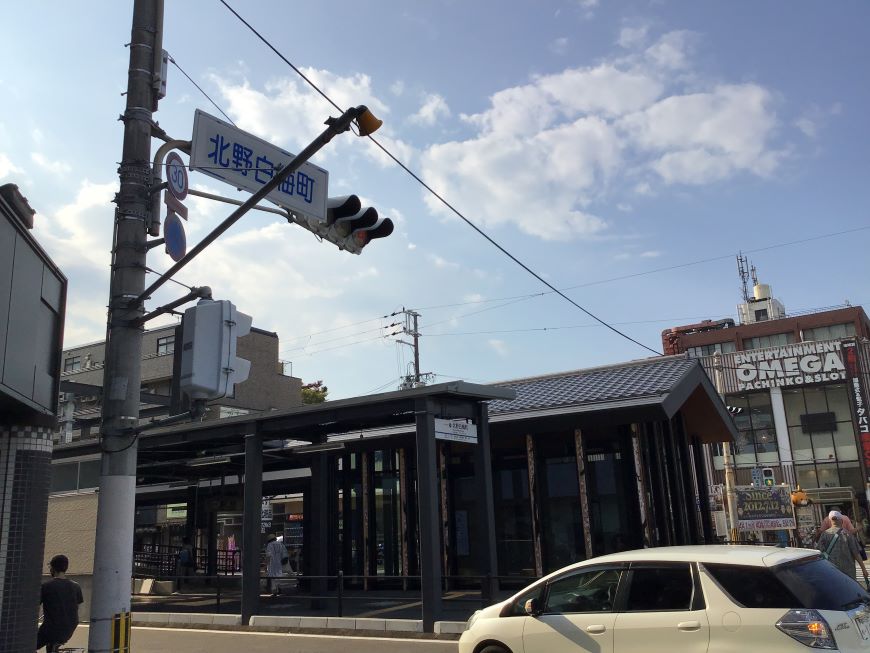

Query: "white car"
(459, 545), (870, 652)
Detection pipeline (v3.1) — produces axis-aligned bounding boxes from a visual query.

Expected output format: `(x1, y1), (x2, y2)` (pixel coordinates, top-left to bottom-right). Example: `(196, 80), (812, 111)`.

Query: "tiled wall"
(0, 425), (52, 652)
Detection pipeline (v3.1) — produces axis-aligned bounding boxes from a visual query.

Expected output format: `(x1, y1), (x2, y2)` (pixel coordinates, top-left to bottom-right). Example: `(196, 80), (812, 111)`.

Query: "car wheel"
(478, 645), (510, 653)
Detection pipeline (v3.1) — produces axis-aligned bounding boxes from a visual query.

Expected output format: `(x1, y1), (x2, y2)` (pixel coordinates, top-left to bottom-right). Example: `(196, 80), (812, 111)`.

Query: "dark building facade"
(0, 184), (66, 652)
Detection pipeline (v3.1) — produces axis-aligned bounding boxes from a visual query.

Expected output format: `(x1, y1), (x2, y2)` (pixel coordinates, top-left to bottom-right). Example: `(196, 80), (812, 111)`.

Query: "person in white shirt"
(264, 533), (287, 596)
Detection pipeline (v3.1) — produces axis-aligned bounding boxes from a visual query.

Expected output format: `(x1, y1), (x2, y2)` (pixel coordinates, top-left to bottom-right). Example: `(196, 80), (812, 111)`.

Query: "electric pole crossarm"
(129, 286), (211, 327)
(131, 105), (374, 307)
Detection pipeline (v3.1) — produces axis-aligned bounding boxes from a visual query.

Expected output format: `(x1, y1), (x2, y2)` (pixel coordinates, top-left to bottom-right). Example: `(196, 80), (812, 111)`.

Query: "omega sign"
(733, 341), (847, 391)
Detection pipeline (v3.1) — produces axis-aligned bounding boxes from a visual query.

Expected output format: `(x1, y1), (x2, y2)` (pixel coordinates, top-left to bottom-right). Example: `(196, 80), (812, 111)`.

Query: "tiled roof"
(489, 356), (697, 415)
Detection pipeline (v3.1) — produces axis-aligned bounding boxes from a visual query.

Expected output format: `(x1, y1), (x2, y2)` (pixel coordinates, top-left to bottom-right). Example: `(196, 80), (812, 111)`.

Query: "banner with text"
(735, 485), (796, 531)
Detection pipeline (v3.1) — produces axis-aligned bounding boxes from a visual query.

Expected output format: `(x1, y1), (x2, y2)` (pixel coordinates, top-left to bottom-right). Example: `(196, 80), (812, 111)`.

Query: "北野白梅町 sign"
(190, 110), (328, 221)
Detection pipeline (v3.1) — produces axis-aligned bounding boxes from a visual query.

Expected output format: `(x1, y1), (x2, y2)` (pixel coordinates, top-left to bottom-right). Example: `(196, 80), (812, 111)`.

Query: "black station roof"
(488, 355), (736, 443)
(52, 357), (735, 490)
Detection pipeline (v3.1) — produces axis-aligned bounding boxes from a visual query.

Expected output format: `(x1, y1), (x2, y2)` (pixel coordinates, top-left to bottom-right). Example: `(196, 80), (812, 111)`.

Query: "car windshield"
(773, 557), (870, 611)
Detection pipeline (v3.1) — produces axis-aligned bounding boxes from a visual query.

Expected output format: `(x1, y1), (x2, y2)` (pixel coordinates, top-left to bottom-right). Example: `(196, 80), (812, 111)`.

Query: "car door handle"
(586, 625), (607, 634)
(678, 621), (701, 632)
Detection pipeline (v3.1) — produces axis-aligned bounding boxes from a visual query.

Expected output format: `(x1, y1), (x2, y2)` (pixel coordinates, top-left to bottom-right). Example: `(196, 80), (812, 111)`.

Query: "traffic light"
(761, 467), (775, 487)
(295, 195), (393, 254)
(179, 299), (252, 400)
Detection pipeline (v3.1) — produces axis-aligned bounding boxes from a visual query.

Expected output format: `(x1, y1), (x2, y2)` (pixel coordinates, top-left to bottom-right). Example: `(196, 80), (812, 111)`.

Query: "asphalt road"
(65, 625), (459, 653)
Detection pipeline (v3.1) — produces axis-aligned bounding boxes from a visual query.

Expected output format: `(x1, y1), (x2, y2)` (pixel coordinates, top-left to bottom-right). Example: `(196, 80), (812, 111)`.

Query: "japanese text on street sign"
(735, 486), (796, 531)
(434, 418), (478, 444)
(190, 110), (328, 222)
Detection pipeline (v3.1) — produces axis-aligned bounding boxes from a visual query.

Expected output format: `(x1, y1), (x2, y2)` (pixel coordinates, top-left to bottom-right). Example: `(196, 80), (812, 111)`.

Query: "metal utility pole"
(712, 352), (740, 544)
(89, 1), (161, 650)
(398, 308), (432, 389)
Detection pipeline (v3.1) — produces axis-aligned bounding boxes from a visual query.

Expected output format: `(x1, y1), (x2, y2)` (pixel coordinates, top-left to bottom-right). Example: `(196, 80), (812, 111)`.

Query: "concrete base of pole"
(88, 473), (136, 653)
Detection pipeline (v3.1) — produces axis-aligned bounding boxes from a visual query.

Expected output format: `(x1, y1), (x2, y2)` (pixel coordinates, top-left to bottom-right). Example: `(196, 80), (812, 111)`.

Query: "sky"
(2, 1), (869, 400)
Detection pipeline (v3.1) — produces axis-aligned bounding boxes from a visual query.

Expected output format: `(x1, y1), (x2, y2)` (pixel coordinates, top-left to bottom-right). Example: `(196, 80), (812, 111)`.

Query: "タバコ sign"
(735, 486), (796, 531)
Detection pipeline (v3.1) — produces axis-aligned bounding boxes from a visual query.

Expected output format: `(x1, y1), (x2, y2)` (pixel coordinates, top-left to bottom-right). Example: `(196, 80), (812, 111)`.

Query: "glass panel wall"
(492, 446), (534, 577)
(536, 432), (583, 574)
(785, 383), (859, 491)
(585, 427), (638, 554)
(373, 449), (401, 577)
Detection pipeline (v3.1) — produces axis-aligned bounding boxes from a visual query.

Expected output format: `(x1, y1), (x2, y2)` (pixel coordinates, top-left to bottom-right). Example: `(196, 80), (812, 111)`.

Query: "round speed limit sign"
(165, 151), (188, 201)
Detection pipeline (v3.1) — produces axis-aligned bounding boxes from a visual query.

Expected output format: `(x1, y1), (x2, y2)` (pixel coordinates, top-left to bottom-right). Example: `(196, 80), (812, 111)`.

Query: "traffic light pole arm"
(130, 105), (372, 307)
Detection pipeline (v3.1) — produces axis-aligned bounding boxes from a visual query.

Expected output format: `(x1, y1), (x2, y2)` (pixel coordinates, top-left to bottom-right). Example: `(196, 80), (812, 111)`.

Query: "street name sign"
(190, 110), (328, 221)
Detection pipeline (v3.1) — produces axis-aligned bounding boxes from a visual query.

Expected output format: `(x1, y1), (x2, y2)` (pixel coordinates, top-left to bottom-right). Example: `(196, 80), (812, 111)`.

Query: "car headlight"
(466, 609), (482, 631)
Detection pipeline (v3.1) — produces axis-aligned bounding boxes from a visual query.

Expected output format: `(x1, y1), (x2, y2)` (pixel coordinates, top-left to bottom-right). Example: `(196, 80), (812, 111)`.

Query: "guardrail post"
(337, 570), (344, 617)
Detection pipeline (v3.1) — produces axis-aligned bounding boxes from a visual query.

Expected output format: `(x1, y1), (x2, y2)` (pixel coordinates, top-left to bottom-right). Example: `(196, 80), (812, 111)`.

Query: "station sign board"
(434, 418), (478, 444)
(190, 110), (328, 221)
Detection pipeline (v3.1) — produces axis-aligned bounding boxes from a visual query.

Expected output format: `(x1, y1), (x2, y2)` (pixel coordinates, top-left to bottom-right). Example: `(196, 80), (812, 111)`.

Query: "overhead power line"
(217, 0), (662, 356)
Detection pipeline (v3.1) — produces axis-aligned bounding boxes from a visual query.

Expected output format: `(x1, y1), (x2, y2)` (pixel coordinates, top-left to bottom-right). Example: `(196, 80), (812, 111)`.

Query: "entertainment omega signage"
(730, 340), (847, 391)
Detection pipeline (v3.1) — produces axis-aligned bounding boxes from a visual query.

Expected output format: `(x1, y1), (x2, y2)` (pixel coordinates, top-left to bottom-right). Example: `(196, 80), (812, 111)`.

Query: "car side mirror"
(524, 598), (541, 616)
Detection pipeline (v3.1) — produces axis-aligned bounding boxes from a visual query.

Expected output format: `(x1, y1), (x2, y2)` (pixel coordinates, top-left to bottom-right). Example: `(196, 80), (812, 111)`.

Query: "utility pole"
(712, 352), (740, 544)
(89, 2), (161, 651)
(397, 308), (432, 389)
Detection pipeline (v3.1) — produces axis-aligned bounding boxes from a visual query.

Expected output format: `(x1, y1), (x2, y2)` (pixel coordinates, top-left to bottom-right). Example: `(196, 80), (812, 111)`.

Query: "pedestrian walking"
(264, 532), (287, 596)
(38, 554), (83, 652)
(817, 511), (869, 585)
(176, 536), (196, 588)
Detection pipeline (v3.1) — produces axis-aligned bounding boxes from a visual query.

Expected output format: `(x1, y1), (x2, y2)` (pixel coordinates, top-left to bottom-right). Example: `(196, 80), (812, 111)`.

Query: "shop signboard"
(707, 339), (849, 394)
(735, 485), (796, 531)
(842, 340), (870, 481)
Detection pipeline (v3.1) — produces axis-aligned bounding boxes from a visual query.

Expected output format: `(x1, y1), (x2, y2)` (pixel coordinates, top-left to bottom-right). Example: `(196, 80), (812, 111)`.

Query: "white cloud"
(429, 254), (460, 269)
(634, 181), (653, 196)
(421, 38), (784, 238)
(409, 93), (451, 126)
(618, 26), (649, 49)
(31, 152), (71, 176)
(32, 128), (44, 144)
(549, 37), (570, 55)
(640, 250), (661, 258)
(620, 84), (783, 183)
(794, 117), (817, 138)
(644, 31), (697, 70)
(390, 80), (405, 97)
(34, 180), (116, 271)
(0, 153), (23, 180)
(488, 338), (508, 357)
(212, 68), (389, 150)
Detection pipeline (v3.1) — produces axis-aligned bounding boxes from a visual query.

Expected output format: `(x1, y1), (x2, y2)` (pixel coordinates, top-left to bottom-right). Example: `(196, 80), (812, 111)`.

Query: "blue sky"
(2, 1), (868, 399)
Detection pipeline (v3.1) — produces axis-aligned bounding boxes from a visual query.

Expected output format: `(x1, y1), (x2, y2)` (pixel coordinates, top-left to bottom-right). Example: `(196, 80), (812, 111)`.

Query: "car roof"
(546, 545), (818, 578)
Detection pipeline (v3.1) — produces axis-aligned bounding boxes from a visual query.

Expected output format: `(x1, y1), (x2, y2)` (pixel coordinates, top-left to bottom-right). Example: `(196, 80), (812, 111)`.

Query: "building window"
(743, 333), (795, 350)
(63, 356), (81, 372)
(724, 392), (778, 464)
(802, 323), (856, 342)
(686, 341), (737, 358)
(784, 384), (858, 483)
(157, 335), (174, 355)
(755, 308), (769, 322)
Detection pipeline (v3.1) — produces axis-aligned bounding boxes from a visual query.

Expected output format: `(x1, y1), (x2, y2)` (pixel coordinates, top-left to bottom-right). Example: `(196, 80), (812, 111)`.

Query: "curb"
(130, 612), (465, 639)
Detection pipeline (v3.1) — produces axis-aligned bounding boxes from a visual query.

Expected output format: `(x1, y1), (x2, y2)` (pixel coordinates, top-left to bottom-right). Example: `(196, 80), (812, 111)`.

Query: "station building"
(50, 354), (736, 628)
